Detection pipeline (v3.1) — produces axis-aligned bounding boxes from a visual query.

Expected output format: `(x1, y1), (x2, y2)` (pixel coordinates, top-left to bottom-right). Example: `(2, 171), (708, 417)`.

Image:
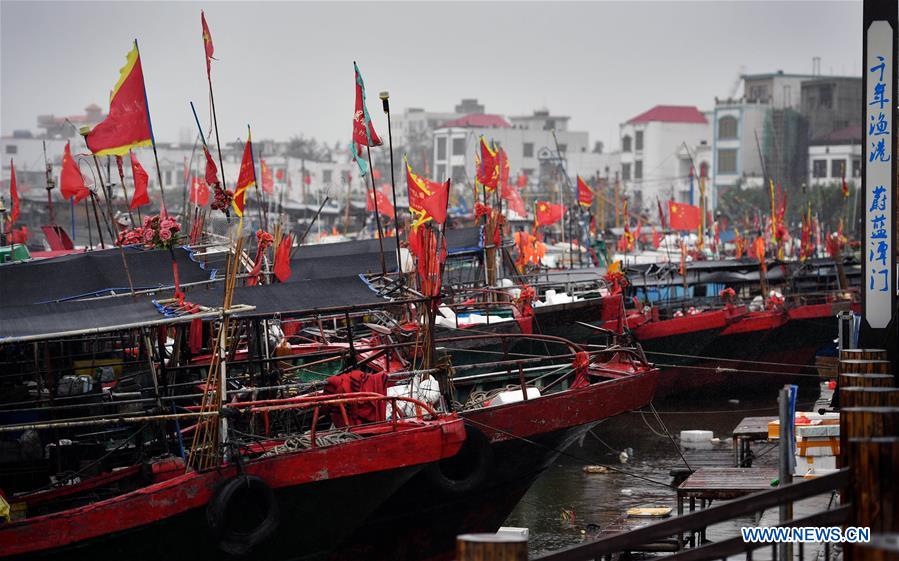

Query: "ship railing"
(527, 469), (850, 561)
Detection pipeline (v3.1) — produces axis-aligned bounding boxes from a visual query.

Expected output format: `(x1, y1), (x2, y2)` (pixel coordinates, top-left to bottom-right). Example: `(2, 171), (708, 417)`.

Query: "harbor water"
(506, 388), (831, 557)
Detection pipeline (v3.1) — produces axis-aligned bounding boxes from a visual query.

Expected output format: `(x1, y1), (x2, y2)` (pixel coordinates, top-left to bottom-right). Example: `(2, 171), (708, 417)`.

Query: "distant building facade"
(807, 125), (862, 188)
(619, 105), (712, 212)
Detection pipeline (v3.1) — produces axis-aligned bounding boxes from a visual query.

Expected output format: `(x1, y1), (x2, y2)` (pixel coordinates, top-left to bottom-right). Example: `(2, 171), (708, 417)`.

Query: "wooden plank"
(678, 467), (779, 493)
(733, 416), (776, 439)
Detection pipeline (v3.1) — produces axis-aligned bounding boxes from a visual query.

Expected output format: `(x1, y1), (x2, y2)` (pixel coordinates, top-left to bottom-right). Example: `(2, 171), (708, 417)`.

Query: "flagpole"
(252, 141), (267, 231)
(379, 91), (403, 273)
(365, 144), (388, 277)
(133, 39), (168, 214)
(116, 154), (136, 226)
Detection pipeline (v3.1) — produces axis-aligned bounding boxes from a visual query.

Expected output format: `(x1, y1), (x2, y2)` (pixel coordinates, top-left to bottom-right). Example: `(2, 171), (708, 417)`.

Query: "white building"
(807, 125), (862, 188)
(711, 98), (768, 195)
(619, 105), (712, 213)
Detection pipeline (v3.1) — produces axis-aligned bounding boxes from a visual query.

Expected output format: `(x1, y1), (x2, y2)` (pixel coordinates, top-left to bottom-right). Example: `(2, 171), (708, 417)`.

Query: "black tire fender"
(207, 475), (280, 556)
(423, 424), (494, 495)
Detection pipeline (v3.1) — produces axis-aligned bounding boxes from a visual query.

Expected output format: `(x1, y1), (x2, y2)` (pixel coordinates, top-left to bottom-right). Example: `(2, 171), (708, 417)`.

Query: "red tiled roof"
(442, 114), (511, 128)
(627, 105), (707, 125)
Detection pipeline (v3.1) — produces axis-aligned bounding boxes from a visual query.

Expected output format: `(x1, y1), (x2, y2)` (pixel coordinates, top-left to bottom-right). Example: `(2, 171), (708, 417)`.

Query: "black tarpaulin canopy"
(0, 296), (218, 342)
(185, 275), (397, 316)
(0, 247), (216, 306)
(287, 227), (482, 281)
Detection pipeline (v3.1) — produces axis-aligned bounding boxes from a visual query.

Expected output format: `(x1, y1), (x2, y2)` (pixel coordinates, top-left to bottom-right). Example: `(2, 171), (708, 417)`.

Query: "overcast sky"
(1, 1), (862, 149)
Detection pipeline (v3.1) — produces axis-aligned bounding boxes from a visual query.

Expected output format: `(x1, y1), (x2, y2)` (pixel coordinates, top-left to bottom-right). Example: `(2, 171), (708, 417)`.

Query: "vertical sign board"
(864, 21), (894, 328)
(862, 14), (897, 340)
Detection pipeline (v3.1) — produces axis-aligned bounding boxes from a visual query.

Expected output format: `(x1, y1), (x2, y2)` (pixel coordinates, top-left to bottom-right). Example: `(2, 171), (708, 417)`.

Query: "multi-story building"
(619, 105), (711, 212)
(711, 98), (768, 196)
(807, 125), (862, 188)
(800, 77), (862, 141)
(431, 108), (591, 209)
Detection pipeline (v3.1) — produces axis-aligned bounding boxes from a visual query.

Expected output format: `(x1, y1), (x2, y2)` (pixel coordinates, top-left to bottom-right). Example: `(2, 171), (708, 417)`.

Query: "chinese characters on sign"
(864, 21), (894, 329)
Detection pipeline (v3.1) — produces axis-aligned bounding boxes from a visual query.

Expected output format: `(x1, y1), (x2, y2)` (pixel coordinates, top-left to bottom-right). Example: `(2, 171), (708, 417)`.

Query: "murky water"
(505, 389), (832, 558)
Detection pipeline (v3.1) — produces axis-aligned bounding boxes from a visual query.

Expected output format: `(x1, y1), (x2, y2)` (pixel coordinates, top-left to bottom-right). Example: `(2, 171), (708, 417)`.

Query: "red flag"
(203, 145), (219, 186)
(201, 11), (215, 78)
(657, 198), (667, 229)
(667, 200), (701, 230)
(535, 201), (564, 227)
(275, 168), (285, 182)
(502, 182), (526, 216)
(372, 168), (382, 180)
(60, 142), (90, 203)
(8, 160), (19, 226)
(84, 42), (153, 156)
(841, 162), (849, 198)
(577, 175), (594, 208)
(260, 159), (274, 194)
(352, 62), (382, 147)
(476, 137), (499, 190)
(420, 180), (449, 225)
(273, 234), (293, 282)
(303, 173), (311, 186)
(652, 227), (661, 249)
(232, 134), (255, 217)
(129, 151), (150, 209)
(405, 156), (446, 227)
(517, 174), (527, 188)
(190, 176), (210, 206)
(367, 186), (395, 218)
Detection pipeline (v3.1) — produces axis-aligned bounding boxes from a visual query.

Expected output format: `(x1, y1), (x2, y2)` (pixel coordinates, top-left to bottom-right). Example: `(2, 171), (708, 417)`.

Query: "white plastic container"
(490, 387), (541, 406)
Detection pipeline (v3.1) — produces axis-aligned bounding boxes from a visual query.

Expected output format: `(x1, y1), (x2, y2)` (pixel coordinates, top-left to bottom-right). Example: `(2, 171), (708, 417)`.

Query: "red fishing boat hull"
(332, 365), (658, 561)
(1, 418), (465, 560)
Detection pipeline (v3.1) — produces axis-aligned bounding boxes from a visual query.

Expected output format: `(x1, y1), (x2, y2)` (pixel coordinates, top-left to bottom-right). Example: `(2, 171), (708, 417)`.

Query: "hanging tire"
(423, 424), (494, 495)
(207, 475), (280, 556)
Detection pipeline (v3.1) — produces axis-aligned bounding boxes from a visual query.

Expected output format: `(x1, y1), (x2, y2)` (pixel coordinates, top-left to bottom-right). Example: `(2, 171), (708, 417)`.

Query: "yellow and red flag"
(476, 137), (499, 191)
(577, 175), (594, 208)
(260, 159), (274, 194)
(85, 41), (153, 156)
(420, 180), (450, 225)
(201, 11), (215, 79)
(535, 201), (564, 227)
(232, 133), (256, 217)
(405, 155), (445, 227)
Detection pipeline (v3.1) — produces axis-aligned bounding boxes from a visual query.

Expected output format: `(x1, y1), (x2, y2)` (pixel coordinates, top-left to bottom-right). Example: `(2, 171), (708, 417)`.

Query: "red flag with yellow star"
(668, 200), (701, 230)
(535, 201), (564, 227)
(201, 11), (215, 79)
(84, 42), (153, 157)
(476, 137), (499, 191)
(232, 133), (256, 217)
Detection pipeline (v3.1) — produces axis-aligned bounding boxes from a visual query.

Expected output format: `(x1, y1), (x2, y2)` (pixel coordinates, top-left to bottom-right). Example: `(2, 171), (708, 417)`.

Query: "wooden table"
(676, 467), (780, 548)
(732, 416), (776, 467)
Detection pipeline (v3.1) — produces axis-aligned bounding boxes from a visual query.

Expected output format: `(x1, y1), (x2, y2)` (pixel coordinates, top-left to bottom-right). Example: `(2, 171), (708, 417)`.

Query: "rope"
(642, 350), (827, 370)
(463, 416), (674, 489)
(259, 430), (361, 458)
(653, 362), (820, 379)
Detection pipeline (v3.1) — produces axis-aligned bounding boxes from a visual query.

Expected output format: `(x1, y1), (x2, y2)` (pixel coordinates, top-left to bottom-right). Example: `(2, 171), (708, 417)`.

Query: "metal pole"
(364, 144), (388, 277)
(380, 91), (403, 272)
(777, 385), (794, 561)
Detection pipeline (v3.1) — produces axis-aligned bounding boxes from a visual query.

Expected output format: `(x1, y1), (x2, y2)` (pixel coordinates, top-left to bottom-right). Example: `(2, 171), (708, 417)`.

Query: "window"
(622, 135), (632, 152)
(558, 144), (567, 153)
(5, 145), (16, 154)
(635, 131), (644, 151)
(852, 159), (861, 177)
(451, 165), (465, 183)
(831, 159), (844, 179)
(718, 116), (738, 139)
(436, 137), (446, 160)
(165, 170), (172, 186)
(717, 149), (737, 174)
(452, 138), (466, 155)
(812, 159), (827, 178)
(323, 170), (333, 184)
(523, 143), (534, 158)
(522, 168), (534, 177)
(634, 160), (643, 180)
(748, 85), (769, 102)
(621, 163), (631, 181)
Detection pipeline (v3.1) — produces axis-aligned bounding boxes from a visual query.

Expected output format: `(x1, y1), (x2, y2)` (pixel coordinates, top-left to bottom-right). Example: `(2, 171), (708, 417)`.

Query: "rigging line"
(630, 401), (817, 415)
(652, 362), (820, 379)
(642, 350), (825, 370)
(650, 402), (692, 472)
(462, 416), (675, 489)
